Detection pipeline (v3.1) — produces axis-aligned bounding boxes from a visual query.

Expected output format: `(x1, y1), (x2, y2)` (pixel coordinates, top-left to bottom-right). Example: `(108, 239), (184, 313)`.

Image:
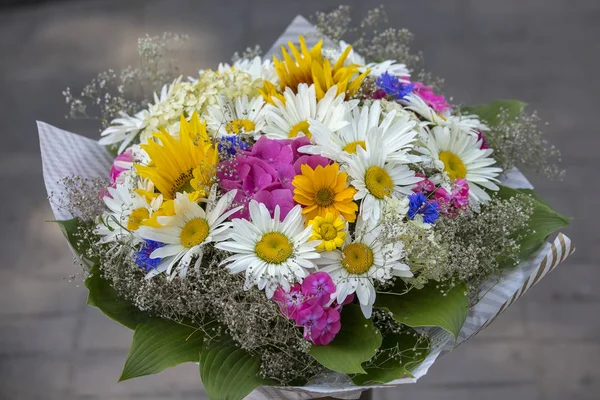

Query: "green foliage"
(200, 337), (276, 400)
(352, 328), (430, 385)
(375, 281), (468, 341)
(463, 99), (527, 127)
(55, 218), (96, 266)
(120, 318), (208, 381)
(309, 305), (382, 374)
(85, 265), (149, 330)
(496, 186), (570, 261)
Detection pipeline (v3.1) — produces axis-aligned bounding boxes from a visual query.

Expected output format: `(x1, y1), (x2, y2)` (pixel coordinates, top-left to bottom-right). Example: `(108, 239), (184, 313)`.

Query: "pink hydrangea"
(218, 136), (328, 220)
(296, 304), (327, 342)
(435, 179), (470, 217)
(312, 307), (341, 345)
(412, 82), (450, 114)
(476, 131), (489, 150)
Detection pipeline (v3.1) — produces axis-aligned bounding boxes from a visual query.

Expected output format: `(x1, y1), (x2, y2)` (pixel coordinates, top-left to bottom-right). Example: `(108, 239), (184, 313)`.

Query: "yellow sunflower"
(308, 213), (346, 251)
(135, 112), (218, 199)
(292, 163), (358, 222)
(270, 36), (369, 100)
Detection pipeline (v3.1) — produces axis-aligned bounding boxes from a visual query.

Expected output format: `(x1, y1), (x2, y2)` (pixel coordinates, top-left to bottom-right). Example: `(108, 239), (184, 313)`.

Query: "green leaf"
(352, 328), (430, 385)
(496, 186), (570, 261)
(309, 304), (382, 374)
(463, 99), (527, 127)
(375, 281), (468, 341)
(120, 318), (207, 381)
(199, 337), (276, 400)
(85, 265), (149, 330)
(55, 218), (97, 266)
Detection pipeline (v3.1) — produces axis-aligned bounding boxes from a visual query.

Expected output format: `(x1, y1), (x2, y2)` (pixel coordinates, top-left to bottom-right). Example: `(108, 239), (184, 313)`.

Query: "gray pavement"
(0, 0), (598, 399)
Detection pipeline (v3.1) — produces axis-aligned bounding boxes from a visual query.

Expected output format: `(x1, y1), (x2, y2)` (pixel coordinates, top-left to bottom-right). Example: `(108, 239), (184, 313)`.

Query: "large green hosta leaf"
(352, 328), (430, 385)
(120, 318), (208, 381)
(309, 304), (382, 374)
(496, 185), (570, 261)
(375, 281), (468, 341)
(463, 99), (527, 127)
(85, 265), (149, 330)
(199, 337), (276, 400)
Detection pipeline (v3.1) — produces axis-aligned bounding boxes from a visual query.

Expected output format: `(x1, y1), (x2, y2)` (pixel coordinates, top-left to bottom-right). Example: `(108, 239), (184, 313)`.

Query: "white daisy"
(262, 83), (353, 140)
(216, 201), (320, 298)
(418, 125), (502, 204)
(336, 41), (411, 80)
(343, 135), (422, 222)
(217, 56), (278, 84)
(95, 182), (162, 244)
(205, 94), (266, 138)
(300, 100), (420, 164)
(402, 93), (488, 134)
(315, 217), (412, 318)
(136, 190), (241, 279)
(99, 81), (176, 153)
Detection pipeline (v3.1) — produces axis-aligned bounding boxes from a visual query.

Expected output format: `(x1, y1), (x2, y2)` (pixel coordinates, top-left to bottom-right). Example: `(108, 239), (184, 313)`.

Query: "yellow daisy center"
(180, 218), (210, 248)
(255, 232), (293, 264)
(342, 140), (366, 154)
(365, 166), (393, 199)
(289, 120), (311, 139)
(314, 188), (335, 207)
(439, 151), (467, 180)
(128, 208), (149, 231)
(341, 243), (374, 275)
(319, 222), (338, 241)
(225, 119), (256, 135)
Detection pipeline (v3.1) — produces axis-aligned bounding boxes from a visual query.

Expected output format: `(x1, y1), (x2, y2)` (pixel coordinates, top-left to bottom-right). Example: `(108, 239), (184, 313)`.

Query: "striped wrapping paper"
(38, 15), (574, 400)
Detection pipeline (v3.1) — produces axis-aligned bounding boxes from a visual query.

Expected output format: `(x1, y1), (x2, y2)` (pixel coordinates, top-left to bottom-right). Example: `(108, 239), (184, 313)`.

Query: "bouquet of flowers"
(40, 7), (573, 400)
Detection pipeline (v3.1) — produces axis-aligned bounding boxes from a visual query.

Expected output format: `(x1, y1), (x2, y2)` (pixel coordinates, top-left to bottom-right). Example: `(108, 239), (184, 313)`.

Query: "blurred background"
(0, 0), (598, 399)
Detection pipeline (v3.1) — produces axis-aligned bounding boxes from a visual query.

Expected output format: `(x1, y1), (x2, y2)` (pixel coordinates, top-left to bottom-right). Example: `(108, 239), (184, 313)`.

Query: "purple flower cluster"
(273, 272), (353, 345)
(434, 179), (470, 217)
(412, 82), (450, 114)
(218, 136), (329, 220)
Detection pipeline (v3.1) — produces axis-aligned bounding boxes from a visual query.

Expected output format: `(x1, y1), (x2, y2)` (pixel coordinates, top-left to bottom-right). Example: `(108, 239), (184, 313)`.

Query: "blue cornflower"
(376, 72), (414, 100)
(218, 136), (250, 157)
(407, 193), (439, 224)
(135, 240), (164, 271)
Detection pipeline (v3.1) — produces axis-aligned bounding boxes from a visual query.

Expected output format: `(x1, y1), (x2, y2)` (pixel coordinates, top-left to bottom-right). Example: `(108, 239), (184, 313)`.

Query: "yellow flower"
(259, 81), (286, 106)
(135, 112), (218, 199)
(272, 36), (369, 100)
(292, 163), (358, 222)
(141, 192), (201, 228)
(309, 213), (346, 251)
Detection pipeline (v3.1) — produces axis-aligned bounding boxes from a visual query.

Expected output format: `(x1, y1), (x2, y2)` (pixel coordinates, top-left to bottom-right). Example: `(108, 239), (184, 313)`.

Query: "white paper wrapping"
(38, 15), (573, 400)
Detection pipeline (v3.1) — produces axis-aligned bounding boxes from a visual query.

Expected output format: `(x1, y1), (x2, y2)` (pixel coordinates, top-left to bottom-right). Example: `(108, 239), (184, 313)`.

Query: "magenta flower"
(296, 304), (327, 342)
(109, 148), (134, 184)
(273, 284), (305, 319)
(412, 172), (435, 193)
(249, 136), (293, 165)
(412, 82), (450, 114)
(312, 308), (341, 346)
(435, 179), (470, 217)
(302, 272), (336, 306)
(476, 131), (489, 150)
(253, 189), (295, 220)
(293, 154), (330, 175)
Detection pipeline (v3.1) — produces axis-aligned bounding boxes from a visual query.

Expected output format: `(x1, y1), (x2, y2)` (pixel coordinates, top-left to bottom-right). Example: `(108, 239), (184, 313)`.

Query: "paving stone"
(0, 272), (86, 316)
(0, 314), (78, 356)
(0, 356), (70, 400)
(374, 383), (539, 400)
(524, 301), (600, 341)
(420, 337), (535, 385)
(72, 352), (206, 397)
(79, 307), (135, 351)
(534, 342), (600, 400)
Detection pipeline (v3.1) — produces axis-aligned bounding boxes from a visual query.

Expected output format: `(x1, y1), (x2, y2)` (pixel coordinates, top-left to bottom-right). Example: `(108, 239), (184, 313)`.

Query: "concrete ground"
(0, 0), (598, 399)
